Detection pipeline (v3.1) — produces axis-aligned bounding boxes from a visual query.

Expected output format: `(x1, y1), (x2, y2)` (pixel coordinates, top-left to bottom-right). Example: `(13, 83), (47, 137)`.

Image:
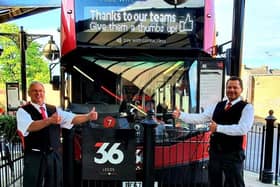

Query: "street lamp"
(42, 36), (60, 60)
(42, 36), (60, 89)
(0, 26), (58, 101)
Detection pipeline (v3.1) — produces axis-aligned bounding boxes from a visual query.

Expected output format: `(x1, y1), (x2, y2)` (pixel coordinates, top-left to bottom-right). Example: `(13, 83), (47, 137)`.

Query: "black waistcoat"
(210, 100), (247, 153)
(22, 103), (60, 152)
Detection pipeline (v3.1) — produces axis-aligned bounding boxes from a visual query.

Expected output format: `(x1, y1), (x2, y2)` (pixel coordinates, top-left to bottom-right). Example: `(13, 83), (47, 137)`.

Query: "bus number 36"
(94, 142), (124, 164)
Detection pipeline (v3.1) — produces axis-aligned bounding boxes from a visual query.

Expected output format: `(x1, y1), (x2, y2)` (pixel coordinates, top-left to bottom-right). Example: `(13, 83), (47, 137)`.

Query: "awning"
(0, 0), (60, 7)
(0, 7), (59, 23)
(0, 0), (60, 23)
(94, 60), (186, 96)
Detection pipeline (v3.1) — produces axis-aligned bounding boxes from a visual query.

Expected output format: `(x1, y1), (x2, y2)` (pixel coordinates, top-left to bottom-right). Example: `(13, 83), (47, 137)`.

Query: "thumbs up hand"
(49, 112), (62, 124)
(87, 107), (98, 121)
(172, 107), (181, 119)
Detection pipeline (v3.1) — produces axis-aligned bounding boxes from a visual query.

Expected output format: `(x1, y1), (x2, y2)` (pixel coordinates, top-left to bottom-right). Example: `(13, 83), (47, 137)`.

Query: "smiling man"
(16, 81), (98, 187)
(173, 76), (254, 187)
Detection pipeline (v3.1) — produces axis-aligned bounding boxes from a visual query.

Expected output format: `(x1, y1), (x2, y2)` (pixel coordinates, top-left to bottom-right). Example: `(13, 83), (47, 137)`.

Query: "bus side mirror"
(51, 75), (60, 90)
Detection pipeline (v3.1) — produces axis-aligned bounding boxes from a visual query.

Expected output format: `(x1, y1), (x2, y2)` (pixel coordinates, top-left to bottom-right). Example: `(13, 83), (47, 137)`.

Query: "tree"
(0, 23), (50, 86)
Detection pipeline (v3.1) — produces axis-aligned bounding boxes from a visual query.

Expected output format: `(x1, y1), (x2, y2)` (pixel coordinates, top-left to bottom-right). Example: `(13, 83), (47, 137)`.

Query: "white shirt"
(16, 102), (75, 136)
(179, 97), (254, 136)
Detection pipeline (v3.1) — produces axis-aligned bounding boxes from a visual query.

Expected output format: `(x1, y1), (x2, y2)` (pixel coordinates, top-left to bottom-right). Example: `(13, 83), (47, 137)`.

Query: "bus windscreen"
(75, 0), (204, 50)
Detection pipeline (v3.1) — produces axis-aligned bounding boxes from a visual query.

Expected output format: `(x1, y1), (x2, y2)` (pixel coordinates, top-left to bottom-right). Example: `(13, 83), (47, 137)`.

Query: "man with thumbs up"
(173, 76), (254, 187)
(16, 81), (98, 187)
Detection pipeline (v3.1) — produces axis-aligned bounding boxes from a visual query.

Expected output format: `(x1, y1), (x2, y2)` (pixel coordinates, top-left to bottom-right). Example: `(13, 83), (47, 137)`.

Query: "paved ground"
(245, 170), (276, 187)
(13, 170), (276, 187)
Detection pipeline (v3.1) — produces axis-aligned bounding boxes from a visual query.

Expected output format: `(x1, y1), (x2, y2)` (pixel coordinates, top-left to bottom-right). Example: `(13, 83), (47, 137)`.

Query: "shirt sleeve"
(56, 107), (75, 129)
(179, 104), (216, 124)
(216, 104), (254, 135)
(16, 108), (33, 137)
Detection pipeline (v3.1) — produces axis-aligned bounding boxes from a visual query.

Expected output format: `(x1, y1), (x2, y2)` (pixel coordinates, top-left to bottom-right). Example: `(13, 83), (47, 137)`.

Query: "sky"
(7, 0), (280, 69)
(215, 0), (280, 69)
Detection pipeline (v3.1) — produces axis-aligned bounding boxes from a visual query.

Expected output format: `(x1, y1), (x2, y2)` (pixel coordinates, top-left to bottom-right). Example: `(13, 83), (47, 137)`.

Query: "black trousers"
(208, 150), (245, 187)
(23, 150), (62, 187)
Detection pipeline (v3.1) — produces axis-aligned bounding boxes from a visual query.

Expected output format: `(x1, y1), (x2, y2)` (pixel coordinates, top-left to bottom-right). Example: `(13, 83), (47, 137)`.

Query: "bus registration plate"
(122, 181), (158, 187)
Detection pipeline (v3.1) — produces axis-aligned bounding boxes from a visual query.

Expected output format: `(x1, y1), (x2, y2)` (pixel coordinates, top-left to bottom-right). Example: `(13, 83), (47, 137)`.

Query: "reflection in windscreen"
(188, 60), (198, 113)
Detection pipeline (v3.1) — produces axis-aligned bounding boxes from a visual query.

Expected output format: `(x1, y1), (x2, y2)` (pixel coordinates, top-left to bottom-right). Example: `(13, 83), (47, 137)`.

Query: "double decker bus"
(59, 0), (226, 186)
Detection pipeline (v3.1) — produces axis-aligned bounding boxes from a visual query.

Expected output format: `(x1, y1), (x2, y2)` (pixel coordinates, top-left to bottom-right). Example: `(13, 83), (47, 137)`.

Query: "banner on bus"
(75, 0), (204, 50)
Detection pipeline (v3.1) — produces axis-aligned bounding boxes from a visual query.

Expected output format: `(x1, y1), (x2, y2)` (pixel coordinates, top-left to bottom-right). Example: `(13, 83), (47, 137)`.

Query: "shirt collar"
(227, 97), (242, 105)
(30, 102), (46, 111)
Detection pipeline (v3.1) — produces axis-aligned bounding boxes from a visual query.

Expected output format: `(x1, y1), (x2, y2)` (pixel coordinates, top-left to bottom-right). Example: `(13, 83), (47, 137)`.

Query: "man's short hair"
(28, 81), (45, 92)
(226, 76), (243, 89)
